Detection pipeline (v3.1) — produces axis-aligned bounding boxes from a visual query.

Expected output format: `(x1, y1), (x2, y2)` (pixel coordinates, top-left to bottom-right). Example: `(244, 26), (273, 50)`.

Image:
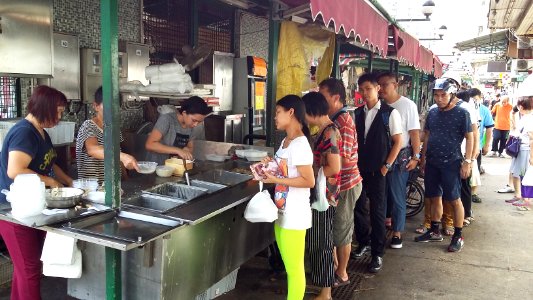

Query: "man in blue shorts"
(415, 78), (474, 252)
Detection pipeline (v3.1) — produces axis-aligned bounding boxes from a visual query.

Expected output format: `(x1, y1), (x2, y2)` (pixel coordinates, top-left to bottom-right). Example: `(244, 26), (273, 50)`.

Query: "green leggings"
(274, 223), (306, 300)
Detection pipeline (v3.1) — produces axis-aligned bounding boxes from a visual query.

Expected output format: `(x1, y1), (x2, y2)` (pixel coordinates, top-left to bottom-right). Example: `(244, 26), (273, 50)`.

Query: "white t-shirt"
(388, 96), (421, 148)
(274, 136), (313, 230)
(363, 101), (403, 139)
(514, 113), (533, 150)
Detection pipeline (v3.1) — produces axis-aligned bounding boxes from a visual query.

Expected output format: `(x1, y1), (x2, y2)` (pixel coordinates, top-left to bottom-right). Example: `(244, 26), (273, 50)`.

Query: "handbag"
(505, 128), (523, 158)
(311, 167), (329, 212)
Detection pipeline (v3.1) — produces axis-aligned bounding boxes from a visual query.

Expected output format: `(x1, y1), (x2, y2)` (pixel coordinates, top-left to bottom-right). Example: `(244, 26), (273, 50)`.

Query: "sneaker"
(448, 236), (464, 252)
(472, 194), (482, 203)
(351, 244), (371, 258)
(390, 236), (403, 249)
(414, 231), (443, 242)
(368, 256), (383, 273)
(498, 185), (515, 193)
(489, 151), (498, 157)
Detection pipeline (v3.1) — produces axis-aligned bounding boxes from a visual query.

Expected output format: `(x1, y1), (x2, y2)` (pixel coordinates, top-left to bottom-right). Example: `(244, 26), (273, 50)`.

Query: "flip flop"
(517, 206), (531, 211)
(415, 225), (428, 234)
(332, 274), (350, 288)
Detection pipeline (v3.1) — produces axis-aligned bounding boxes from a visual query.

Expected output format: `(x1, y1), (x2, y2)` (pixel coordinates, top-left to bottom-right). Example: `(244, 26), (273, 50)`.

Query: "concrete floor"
(219, 156), (533, 300)
(1, 156), (531, 300)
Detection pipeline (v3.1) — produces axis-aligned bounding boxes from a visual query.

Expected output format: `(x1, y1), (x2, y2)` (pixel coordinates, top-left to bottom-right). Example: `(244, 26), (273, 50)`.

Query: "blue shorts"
(424, 161), (462, 201)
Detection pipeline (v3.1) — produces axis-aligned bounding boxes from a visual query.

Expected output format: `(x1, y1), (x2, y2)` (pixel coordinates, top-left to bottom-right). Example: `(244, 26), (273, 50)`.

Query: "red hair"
(27, 85), (67, 125)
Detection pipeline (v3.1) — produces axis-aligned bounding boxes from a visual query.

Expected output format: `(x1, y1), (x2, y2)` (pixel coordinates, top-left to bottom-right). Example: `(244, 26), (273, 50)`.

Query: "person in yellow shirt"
(490, 96), (513, 157)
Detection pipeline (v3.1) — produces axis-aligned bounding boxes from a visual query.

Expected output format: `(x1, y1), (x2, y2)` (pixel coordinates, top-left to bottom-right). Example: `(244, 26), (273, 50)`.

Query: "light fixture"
(291, 15), (307, 24)
(218, 0), (250, 10)
(420, 25), (447, 41)
(397, 0), (435, 21)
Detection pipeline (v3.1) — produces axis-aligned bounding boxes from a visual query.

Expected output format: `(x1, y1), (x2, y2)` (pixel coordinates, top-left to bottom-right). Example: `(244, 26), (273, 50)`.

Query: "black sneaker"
(414, 231), (443, 242)
(368, 256), (383, 273)
(448, 235), (464, 252)
(390, 236), (403, 249)
(351, 244), (371, 258)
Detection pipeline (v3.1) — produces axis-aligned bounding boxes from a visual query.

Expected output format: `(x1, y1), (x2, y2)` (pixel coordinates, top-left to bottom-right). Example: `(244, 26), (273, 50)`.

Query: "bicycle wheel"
(406, 179), (424, 217)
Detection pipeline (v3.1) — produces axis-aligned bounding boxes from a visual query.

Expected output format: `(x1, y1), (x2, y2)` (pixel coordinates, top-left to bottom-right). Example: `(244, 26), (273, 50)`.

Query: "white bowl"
(156, 166), (174, 177)
(83, 191), (105, 204)
(206, 154), (231, 162)
(137, 161), (158, 174)
(235, 149), (247, 158)
(244, 150), (268, 162)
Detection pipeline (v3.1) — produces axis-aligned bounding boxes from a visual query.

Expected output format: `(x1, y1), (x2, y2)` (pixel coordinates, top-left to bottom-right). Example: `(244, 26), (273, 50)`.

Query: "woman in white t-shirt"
(262, 95), (315, 300)
(508, 98), (533, 208)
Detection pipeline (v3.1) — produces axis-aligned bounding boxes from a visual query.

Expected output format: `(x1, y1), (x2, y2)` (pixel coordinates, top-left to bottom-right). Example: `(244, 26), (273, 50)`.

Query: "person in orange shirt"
(490, 96), (513, 157)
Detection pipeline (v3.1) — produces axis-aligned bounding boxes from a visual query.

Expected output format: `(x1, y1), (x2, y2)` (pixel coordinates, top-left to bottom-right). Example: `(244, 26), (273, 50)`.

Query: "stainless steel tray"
(142, 182), (208, 200)
(189, 180), (226, 193)
(192, 170), (252, 186)
(64, 210), (182, 244)
(122, 194), (186, 213)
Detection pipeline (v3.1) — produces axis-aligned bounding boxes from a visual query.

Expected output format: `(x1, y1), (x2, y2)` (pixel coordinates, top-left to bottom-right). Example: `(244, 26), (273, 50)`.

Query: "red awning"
(433, 56), (443, 78)
(308, 0), (390, 56)
(396, 29), (420, 67)
(418, 46), (434, 74)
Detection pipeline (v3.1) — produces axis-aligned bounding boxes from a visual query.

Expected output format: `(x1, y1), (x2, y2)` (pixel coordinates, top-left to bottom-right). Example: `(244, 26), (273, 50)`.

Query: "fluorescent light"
(291, 15), (307, 24)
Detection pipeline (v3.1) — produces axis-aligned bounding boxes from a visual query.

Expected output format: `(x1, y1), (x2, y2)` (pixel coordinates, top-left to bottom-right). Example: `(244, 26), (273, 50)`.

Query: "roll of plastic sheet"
(41, 232), (77, 265)
(43, 248), (82, 279)
(148, 73), (191, 83)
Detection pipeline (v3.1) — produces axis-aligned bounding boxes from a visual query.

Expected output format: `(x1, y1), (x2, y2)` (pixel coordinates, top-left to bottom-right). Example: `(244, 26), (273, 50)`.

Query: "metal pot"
(45, 188), (84, 208)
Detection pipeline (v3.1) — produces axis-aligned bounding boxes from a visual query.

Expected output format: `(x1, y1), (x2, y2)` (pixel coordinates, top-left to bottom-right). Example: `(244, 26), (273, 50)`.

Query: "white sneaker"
(489, 151), (498, 157)
(497, 185), (515, 193)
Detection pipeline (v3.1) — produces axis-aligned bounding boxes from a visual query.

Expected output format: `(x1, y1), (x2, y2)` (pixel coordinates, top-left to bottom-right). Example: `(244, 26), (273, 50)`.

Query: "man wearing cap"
(415, 78), (474, 253)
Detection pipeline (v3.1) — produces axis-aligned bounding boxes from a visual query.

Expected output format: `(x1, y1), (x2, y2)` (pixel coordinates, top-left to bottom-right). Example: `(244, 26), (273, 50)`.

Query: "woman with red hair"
(0, 85), (73, 299)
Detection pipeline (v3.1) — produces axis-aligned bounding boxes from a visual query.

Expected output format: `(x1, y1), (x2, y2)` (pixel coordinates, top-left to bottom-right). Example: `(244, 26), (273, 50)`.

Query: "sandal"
(442, 227), (454, 236)
(513, 200), (531, 207)
(505, 197), (521, 203)
(415, 226), (428, 234)
(332, 273), (350, 288)
(517, 206), (531, 211)
(466, 216), (475, 223)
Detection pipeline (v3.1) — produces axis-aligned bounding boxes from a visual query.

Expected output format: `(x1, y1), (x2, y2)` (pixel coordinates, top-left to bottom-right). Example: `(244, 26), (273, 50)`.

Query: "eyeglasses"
(378, 81), (397, 87)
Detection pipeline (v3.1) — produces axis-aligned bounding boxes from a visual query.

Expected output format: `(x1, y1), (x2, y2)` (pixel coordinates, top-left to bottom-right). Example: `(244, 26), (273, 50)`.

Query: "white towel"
(41, 232), (77, 265)
(43, 248), (82, 279)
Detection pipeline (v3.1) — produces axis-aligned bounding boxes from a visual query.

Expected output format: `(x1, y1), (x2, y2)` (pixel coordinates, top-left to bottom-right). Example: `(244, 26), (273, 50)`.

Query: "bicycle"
(406, 168), (424, 217)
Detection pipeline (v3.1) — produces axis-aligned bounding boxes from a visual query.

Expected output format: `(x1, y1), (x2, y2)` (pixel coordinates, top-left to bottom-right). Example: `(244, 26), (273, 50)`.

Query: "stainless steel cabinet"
(213, 52), (234, 111)
(0, 0), (53, 77)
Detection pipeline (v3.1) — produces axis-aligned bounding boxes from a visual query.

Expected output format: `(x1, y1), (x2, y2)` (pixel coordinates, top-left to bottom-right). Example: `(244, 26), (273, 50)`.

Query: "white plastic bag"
(522, 167), (533, 186)
(311, 167), (329, 212)
(244, 182), (278, 223)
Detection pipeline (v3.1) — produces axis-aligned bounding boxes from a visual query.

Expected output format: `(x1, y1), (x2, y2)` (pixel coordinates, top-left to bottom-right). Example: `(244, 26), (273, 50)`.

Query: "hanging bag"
(311, 167), (329, 212)
(244, 182), (278, 223)
(505, 128), (523, 158)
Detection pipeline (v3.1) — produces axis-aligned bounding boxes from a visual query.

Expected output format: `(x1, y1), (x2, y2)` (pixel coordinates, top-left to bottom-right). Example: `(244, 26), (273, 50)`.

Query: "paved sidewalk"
(220, 156), (533, 300)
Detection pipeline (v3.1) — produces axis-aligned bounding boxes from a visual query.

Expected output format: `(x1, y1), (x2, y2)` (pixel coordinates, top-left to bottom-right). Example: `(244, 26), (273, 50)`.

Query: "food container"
(206, 154), (231, 162)
(137, 161), (158, 174)
(72, 178), (99, 193)
(83, 191), (105, 204)
(165, 158), (194, 176)
(156, 166), (174, 177)
(244, 150), (268, 162)
(235, 149), (247, 158)
(45, 187), (84, 208)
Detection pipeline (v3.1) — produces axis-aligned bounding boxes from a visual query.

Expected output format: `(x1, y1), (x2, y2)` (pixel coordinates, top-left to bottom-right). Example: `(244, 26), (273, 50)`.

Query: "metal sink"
(122, 194), (187, 213)
(192, 170), (252, 186)
(143, 182), (208, 200)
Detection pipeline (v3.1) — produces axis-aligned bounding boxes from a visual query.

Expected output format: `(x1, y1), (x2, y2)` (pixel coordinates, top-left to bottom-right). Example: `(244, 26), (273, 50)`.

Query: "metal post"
(100, 0), (122, 299)
(266, 2), (280, 147)
(331, 37), (340, 78)
(389, 59), (394, 72)
(367, 51), (373, 73)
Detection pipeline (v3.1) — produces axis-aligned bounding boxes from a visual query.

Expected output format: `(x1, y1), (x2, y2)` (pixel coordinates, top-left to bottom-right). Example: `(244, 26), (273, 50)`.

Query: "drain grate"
(332, 274), (364, 300)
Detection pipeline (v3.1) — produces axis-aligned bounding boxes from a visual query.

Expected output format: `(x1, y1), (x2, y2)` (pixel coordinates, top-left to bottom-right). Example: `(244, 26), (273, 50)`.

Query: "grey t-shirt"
(145, 113), (204, 165)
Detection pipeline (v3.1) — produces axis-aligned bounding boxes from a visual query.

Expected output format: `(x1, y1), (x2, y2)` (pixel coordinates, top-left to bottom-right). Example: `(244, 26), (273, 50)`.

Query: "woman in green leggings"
(263, 95), (315, 299)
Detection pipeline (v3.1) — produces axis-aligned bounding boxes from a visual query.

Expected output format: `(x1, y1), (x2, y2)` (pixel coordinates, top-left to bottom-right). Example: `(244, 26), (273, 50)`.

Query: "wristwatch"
(463, 159), (473, 164)
(412, 153), (421, 161)
(384, 163), (392, 170)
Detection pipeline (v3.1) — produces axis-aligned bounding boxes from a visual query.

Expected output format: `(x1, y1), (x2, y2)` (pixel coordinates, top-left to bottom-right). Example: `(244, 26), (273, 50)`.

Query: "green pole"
(367, 51), (373, 73)
(100, 0), (122, 299)
(266, 2), (280, 147)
